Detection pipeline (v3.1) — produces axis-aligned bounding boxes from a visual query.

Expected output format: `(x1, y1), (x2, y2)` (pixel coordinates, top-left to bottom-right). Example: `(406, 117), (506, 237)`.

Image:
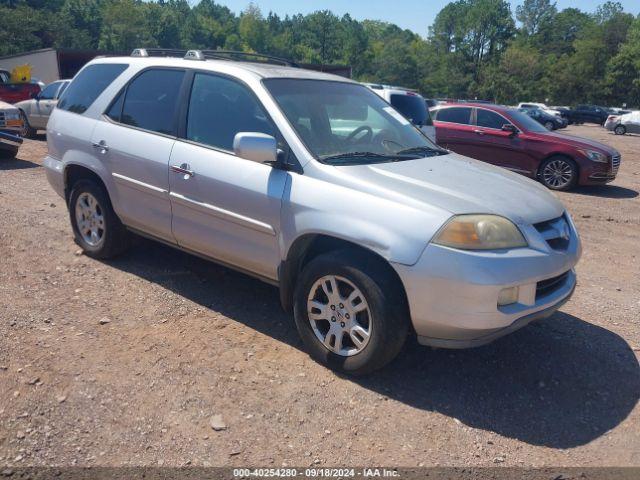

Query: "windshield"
(263, 79), (444, 165)
(507, 109), (549, 133)
(390, 94), (432, 126)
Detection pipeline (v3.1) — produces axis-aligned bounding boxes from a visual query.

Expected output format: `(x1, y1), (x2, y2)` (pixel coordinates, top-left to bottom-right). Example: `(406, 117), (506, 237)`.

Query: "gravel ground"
(0, 125), (638, 468)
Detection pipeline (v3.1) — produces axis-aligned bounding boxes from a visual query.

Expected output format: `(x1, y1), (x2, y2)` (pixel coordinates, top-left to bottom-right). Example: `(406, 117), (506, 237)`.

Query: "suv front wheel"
(293, 250), (409, 375)
(68, 179), (129, 259)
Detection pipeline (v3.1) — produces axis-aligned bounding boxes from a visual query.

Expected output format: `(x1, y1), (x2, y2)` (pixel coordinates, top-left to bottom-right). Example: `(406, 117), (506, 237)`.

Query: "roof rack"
(130, 48), (299, 67)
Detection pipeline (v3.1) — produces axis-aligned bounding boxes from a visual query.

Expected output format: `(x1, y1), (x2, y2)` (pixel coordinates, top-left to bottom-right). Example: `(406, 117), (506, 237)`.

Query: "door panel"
(467, 128), (536, 175)
(169, 141), (287, 280)
(91, 121), (175, 241)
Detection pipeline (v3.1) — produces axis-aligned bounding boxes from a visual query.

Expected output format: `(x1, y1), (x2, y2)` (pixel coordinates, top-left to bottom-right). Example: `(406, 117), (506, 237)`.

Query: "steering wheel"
(345, 125), (373, 144)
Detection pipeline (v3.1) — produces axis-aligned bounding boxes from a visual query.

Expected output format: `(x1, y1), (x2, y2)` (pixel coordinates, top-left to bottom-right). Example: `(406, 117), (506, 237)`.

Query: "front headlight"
(579, 149), (608, 163)
(4, 111), (21, 121)
(433, 214), (527, 250)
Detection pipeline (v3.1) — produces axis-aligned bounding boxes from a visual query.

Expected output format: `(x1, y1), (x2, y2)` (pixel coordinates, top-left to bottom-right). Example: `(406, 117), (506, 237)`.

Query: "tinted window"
(506, 109), (548, 133)
(105, 90), (125, 122)
(389, 94), (430, 126)
(120, 69), (185, 135)
(58, 64), (128, 114)
(39, 82), (60, 100)
(57, 82), (69, 98)
(435, 107), (472, 125)
(477, 109), (509, 129)
(186, 73), (275, 151)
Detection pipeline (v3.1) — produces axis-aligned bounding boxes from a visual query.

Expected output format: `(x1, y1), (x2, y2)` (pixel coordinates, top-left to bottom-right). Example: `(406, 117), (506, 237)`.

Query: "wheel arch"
(536, 152), (580, 179)
(278, 233), (410, 319)
(64, 164), (110, 204)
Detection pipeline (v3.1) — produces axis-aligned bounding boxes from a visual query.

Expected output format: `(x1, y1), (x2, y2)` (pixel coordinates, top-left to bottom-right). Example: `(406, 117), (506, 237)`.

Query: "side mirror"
(31, 92), (39, 100)
(501, 124), (518, 135)
(233, 132), (277, 165)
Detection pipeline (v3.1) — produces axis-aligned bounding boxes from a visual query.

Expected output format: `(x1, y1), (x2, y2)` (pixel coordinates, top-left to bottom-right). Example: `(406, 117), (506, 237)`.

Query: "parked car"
(364, 83), (436, 142)
(45, 49), (581, 374)
(608, 107), (632, 115)
(605, 111), (640, 135)
(431, 103), (621, 191)
(15, 79), (70, 137)
(0, 99), (24, 158)
(517, 102), (563, 118)
(0, 69), (41, 104)
(519, 107), (567, 130)
(564, 105), (611, 125)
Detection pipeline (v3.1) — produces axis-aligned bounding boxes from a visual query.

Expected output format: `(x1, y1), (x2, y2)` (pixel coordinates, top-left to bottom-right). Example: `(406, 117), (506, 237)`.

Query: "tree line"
(1, 0), (639, 107)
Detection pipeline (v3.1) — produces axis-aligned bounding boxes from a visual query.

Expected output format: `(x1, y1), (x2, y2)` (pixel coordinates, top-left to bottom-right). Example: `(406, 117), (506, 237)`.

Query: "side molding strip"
(112, 172), (168, 194)
(169, 191), (276, 236)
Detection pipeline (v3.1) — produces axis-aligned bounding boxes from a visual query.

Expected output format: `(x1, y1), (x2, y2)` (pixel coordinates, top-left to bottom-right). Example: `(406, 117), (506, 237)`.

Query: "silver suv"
(44, 49), (581, 374)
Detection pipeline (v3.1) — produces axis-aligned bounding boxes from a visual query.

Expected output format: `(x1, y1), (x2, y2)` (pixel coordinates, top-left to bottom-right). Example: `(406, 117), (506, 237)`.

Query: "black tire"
(68, 179), (129, 259)
(293, 249), (409, 375)
(0, 146), (18, 159)
(614, 125), (626, 135)
(544, 121), (554, 130)
(19, 111), (37, 139)
(538, 156), (578, 191)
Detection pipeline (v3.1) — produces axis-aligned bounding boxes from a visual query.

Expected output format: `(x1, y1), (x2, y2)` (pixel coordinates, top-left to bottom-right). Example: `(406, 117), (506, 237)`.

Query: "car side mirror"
(31, 92), (39, 100)
(501, 124), (517, 135)
(233, 132), (277, 165)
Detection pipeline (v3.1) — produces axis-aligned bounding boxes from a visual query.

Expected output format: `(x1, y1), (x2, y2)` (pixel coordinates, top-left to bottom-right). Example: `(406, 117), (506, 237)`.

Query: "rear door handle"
(171, 163), (194, 177)
(92, 141), (109, 153)
(473, 129), (485, 135)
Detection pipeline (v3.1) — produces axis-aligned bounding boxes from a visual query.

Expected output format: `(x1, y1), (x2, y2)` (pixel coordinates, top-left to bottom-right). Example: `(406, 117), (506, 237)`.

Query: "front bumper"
(0, 130), (23, 152)
(393, 215), (581, 348)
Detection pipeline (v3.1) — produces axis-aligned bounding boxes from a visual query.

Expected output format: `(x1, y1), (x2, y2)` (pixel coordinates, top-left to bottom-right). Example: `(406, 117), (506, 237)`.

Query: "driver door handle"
(171, 163), (194, 177)
(473, 129), (485, 135)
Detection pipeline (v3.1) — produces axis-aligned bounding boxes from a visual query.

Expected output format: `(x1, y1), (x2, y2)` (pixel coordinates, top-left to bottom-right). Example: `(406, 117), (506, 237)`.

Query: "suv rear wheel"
(68, 179), (129, 259)
(293, 250), (409, 375)
(539, 156), (578, 191)
(614, 125), (626, 135)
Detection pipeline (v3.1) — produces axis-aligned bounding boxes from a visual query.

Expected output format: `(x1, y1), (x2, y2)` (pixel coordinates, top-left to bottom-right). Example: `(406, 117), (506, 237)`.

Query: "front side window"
(435, 107), (472, 125)
(118, 69), (185, 135)
(476, 109), (509, 129)
(56, 81), (69, 99)
(58, 63), (128, 114)
(39, 82), (60, 100)
(264, 79), (444, 165)
(186, 73), (276, 151)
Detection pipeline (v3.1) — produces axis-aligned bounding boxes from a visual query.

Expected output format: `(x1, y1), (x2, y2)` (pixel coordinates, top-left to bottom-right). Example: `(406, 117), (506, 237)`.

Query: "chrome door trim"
(112, 172), (168, 195)
(503, 167), (531, 175)
(169, 191), (276, 236)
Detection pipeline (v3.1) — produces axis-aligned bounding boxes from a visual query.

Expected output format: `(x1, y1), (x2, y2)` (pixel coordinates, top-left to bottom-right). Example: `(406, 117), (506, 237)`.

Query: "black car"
(519, 108), (567, 130)
(565, 105), (611, 125)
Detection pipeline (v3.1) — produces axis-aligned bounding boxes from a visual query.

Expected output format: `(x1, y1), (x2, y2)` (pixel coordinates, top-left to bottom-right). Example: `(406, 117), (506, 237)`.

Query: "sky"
(204, 0), (640, 36)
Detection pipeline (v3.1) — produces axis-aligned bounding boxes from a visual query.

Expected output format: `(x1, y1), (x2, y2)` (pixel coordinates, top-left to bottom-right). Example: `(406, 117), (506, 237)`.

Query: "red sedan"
(431, 103), (621, 190)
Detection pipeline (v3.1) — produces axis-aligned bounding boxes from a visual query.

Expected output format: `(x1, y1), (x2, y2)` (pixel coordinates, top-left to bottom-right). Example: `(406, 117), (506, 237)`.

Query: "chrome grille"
(534, 214), (571, 251)
(612, 155), (621, 175)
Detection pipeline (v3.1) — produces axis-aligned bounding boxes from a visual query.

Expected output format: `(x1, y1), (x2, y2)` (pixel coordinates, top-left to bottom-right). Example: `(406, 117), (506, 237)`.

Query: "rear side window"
(58, 64), (128, 114)
(117, 69), (185, 135)
(435, 107), (472, 125)
(390, 94), (429, 126)
(477, 109), (509, 129)
(185, 73), (275, 151)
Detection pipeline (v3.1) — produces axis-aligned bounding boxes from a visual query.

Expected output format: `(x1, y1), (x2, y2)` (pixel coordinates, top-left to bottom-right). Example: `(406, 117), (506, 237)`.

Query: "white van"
(364, 84), (436, 143)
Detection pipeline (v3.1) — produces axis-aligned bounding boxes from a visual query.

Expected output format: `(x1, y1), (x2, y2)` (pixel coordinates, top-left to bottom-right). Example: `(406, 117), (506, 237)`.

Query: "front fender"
(280, 172), (451, 266)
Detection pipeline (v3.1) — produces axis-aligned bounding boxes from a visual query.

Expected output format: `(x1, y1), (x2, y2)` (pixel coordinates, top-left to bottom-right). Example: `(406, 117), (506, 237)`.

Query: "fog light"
(498, 286), (519, 306)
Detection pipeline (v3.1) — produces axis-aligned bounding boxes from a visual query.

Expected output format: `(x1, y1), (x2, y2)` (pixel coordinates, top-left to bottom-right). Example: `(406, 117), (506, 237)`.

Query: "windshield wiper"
(321, 151), (418, 165)
(396, 146), (448, 156)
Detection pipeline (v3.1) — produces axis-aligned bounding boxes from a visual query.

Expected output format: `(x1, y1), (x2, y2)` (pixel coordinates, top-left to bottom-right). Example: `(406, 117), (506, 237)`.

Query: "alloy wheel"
(307, 275), (372, 357)
(75, 192), (106, 247)
(542, 159), (574, 189)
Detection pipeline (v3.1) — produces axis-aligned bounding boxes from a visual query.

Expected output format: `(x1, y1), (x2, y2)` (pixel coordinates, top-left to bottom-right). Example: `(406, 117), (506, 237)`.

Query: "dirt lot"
(0, 125), (638, 468)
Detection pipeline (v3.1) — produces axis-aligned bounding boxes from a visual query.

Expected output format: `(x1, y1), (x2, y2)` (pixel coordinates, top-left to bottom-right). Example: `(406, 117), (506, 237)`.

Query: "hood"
(0, 100), (18, 111)
(531, 131), (618, 156)
(335, 152), (564, 226)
